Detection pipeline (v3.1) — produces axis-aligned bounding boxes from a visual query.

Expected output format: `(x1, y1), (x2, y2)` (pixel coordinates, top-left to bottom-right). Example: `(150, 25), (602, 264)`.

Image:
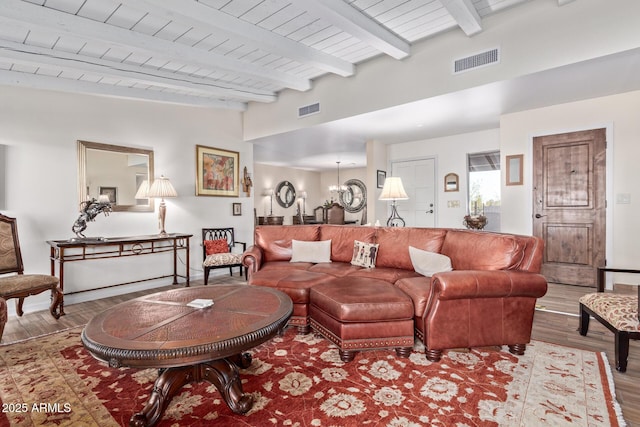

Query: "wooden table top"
(81, 285), (292, 369)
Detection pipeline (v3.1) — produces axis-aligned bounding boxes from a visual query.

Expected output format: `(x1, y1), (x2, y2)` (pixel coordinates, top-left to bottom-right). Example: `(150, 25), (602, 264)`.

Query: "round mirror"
(275, 181), (296, 208)
(339, 179), (367, 213)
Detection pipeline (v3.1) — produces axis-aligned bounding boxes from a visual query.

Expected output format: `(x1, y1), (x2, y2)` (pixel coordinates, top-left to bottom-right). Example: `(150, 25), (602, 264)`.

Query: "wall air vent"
(298, 102), (320, 118)
(453, 48), (500, 74)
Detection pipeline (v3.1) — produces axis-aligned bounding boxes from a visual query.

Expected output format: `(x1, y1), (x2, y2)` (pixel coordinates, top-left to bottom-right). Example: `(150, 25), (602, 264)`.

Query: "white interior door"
(391, 158), (436, 227)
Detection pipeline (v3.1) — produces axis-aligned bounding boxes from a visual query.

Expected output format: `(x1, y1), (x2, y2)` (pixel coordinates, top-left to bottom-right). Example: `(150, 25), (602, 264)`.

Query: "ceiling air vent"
(298, 102), (320, 118)
(453, 48), (500, 74)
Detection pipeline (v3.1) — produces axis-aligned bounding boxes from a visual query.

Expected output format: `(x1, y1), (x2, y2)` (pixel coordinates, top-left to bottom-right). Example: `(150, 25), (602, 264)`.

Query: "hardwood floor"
(1, 279), (638, 426)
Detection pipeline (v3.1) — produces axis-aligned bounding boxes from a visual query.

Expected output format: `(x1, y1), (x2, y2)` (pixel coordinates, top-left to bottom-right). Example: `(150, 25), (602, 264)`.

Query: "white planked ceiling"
(0, 0), (529, 110)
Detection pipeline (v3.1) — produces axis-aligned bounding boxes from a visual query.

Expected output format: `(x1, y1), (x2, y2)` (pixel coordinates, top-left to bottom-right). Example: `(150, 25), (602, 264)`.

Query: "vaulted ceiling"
(0, 0), (530, 111)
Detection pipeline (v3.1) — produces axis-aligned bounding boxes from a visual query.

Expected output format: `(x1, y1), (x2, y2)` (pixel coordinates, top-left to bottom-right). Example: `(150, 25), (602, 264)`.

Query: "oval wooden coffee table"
(81, 285), (292, 427)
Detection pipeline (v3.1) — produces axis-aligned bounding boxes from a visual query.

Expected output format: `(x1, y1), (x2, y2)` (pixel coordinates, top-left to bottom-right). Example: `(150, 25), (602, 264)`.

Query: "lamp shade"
(147, 175), (177, 198)
(379, 177), (409, 200)
(134, 180), (149, 199)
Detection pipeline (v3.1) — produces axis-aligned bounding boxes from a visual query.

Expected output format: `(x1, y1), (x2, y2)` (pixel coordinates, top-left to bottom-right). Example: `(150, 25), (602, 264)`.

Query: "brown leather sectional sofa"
(242, 224), (548, 362)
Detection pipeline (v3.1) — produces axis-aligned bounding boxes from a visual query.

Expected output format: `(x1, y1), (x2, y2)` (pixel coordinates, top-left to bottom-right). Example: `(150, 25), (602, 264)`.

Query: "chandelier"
(328, 161), (348, 195)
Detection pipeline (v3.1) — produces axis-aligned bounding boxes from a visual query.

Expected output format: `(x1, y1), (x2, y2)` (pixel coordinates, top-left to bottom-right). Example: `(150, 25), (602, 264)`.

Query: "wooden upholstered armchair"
(0, 213), (62, 341)
(579, 267), (640, 372)
(202, 228), (246, 285)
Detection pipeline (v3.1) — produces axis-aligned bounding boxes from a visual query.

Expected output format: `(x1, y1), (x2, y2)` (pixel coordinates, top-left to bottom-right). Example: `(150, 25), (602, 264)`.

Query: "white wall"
(366, 139), (388, 223)
(0, 86), (254, 315)
(0, 144), (5, 210)
(388, 129), (500, 228)
(500, 90), (640, 283)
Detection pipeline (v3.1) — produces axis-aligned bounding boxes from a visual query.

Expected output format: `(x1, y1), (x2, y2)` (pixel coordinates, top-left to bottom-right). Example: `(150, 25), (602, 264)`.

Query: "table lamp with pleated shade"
(378, 177), (409, 227)
(147, 175), (177, 236)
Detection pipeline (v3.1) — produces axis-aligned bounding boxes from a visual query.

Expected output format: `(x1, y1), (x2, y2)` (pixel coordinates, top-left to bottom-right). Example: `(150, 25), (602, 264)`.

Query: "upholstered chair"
(202, 228), (246, 284)
(0, 213), (63, 341)
(0, 297), (7, 341)
(579, 267), (640, 372)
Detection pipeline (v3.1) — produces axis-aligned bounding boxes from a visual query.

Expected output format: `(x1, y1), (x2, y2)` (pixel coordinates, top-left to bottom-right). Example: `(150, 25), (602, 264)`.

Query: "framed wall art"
(232, 202), (242, 216)
(377, 170), (386, 189)
(196, 145), (240, 197)
(506, 154), (524, 186)
(99, 186), (117, 203)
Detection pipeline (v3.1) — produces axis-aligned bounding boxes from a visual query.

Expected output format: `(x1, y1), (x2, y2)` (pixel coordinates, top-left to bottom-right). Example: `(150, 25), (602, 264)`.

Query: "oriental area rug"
(0, 326), (626, 427)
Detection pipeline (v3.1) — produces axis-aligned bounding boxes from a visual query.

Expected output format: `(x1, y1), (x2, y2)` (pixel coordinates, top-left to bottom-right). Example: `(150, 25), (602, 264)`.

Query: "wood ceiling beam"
(0, 69), (246, 110)
(0, 41), (276, 103)
(0, 0), (310, 91)
(290, 0), (410, 60)
(127, 0), (354, 77)
(440, 0), (482, 36)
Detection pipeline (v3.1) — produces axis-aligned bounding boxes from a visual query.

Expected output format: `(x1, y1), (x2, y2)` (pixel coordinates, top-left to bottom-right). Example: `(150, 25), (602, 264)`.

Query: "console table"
(47, 233), (192, 314)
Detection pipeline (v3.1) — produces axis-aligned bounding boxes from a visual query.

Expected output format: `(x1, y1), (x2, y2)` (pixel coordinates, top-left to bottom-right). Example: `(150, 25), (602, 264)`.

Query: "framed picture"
(196, 145), (240, 197)
(99, 186), (117, 204)
(506, 154), (524, 186)
(377, 170), (386, 189)
(232, 202), (242, 216)
(444, 173), (459, 192)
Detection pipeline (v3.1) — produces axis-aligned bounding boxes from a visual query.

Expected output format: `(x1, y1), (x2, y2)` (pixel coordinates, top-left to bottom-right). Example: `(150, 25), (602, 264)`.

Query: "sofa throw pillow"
(204, 239), (229, 255)
(351, 240), (379, 268)
(409, 246), (452, 277)
(290, 239), (331, 263)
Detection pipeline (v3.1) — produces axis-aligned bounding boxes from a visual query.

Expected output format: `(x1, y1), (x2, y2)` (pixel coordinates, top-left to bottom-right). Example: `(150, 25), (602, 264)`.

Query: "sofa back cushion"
(512, 234), (544, 273)
(255, 225), (320, 262)
(319, 225), (376, 263)
(440, 230), (525, 271)
(375, 227), (447, 270)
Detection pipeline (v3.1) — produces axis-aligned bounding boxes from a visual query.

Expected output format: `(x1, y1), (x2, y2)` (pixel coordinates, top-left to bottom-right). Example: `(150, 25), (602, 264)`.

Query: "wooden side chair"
(326, 203), (345, 224)
(0, 213), (62, 341)
(579, 267), (640, 372)
(202, 228), (246, 285)
(306, 206), (325, 224)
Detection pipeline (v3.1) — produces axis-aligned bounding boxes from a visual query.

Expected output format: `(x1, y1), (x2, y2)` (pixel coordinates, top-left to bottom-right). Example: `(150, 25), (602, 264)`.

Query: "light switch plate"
(616, 193), (631, 204)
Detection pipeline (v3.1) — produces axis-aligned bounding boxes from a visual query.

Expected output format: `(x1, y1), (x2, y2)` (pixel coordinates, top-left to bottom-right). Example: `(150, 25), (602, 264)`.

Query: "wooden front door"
(532, 128), (606, 287)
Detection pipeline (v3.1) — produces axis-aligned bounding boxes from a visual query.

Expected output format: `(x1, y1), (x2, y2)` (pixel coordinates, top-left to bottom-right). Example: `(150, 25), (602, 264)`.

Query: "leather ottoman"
(250, 269), (334, 334)
(309, 277), (415, 362)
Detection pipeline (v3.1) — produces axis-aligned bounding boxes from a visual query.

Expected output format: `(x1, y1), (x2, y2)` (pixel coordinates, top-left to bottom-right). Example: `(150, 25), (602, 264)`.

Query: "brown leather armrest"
(241, 245), (263, 275)
(431, 270), (548, 300)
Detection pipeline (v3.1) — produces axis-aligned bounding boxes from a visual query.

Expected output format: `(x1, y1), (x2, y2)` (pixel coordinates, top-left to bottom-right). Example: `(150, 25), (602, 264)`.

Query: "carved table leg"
(129, 356), (254, 427)
(200, 358), (253, 414)
(130, 365), (196, 427)
(228, 352), (252, 369)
